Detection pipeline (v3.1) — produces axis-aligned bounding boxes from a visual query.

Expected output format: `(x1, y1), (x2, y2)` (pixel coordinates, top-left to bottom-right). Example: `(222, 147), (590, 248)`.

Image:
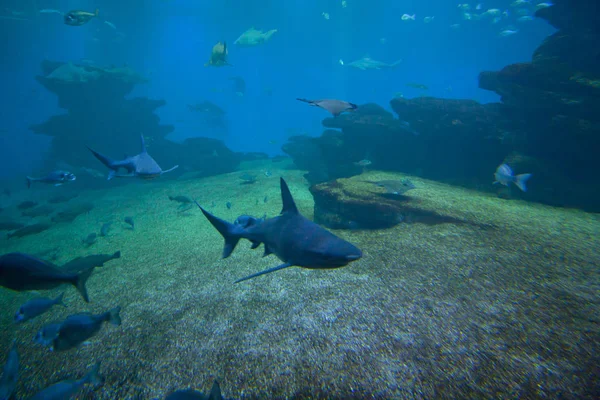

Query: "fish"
(82, 233), (97, 246)
(14, 292), (66, 323)
(517, 15), (534, 22)
(17, 200), (38, 210)
(225, 202), (232, 210)
(0, 342), (18, 400)
(499, 29), (519, 36)
(401, 14), (416, 20)
(64, 9), (99, 26)
(205, 41), (231, 67)
(354, 160), (372, 167)
(100, 222), (112, 236)
(165, 380), (223, 400)
(29, 362), (103, 399)
(406, 83), (429, 90)
(35, 307), (121, 351)
(26, 170), (76, 189)
(47, 193), (79, 204)
(511, 0), (530, 6)
(234, 27), (277, 47)
(197, 177), (362, 283)
(104, 20), (116, 30)
(7, 223), (52, 239)
(169, 195), (193, 204)
(535, 3), (553, 10)
(240, 174), (257, 184)
(370, 179), (416, 195)
(423, 16), (435, 23)
(21, 204), (55, 218)
(61, 251), (121, 274)
(88, 135), (178, 180)
(493, 164), (532, 192)
(0, 220), (25, 231)
(124, 216), (135, 229)
(296, 98), (358, 117)
(51, 203), (94, 223)
(0, 253), (94, 302)
(339, 56), (402, 70)
(39, 9), (63, 15)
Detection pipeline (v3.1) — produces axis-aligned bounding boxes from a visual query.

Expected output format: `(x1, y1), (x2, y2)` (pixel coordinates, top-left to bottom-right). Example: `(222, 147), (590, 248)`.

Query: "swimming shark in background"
(197, 177), (362, 283)
(87, 135), (178, 180)
(26, 170), (76, 188)
(339, 56), (402, 70)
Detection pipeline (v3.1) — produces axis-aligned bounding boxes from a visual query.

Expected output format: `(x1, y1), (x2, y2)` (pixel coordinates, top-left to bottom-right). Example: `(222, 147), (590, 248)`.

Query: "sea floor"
(0, 163), (598, 399)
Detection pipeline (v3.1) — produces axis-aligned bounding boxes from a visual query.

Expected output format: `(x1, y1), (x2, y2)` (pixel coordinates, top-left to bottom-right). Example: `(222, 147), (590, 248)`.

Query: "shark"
(234, 27), (277, 47)
(197, 177), (362, 283)
(87, 135), (178, 180)
(340, 56), (402, 70)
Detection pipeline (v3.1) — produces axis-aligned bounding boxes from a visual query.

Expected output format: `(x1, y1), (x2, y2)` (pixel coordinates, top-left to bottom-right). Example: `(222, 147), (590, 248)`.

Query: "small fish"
(370, 179), (416, 195)
(104, 20), (116, 29)
(264, 170), (272, 177)
(64, 9), (99, 26)
(493, 164), (532, 192)
(165, 380), (223, 400)
(61, 251), (121, 274)
(124, 216), (134, 230)
(499, 29), (519, 36)
(510, 0), (530, 6)
(458, 4), (470, 10)
(264, 196), (268, 203)
(169, 195), (193, 204)
(517, 15), (534, 22)
(401, 14), (416, 20)
(39, 9), (64, 15)
(322, 12), (330, 20)
(240, 174), (257, 184)
(205, 41), (230, 67)
(296, 98), (357, 117)
(7, 223), (52, 239)
(354, 160), (372, 167)
(36, 307), (121, 351)
(423, 16), (435, 23)
(30, 362), (103, 399)
(100, 222), (112, 237)
(226, 202), (232, 210)
(535, 2), (553, 10)
(26, 170), (76, 189)
(82, 233), (97, 246)
(14, 292), (66, 323)
(17, 200), (38, 210)
(0, 342), (18, 400)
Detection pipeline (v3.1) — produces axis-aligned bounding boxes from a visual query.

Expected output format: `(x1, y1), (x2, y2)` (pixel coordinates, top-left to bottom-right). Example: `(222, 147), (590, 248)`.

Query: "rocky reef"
(30, 61), (240, 181)
(283, 0), (600, 211)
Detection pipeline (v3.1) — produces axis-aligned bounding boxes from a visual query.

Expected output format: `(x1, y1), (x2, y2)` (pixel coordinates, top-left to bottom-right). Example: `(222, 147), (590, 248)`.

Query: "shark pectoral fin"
(262, 245), (273, 257)
(234, 262), (293, 284)
(161, 165), (179, 174)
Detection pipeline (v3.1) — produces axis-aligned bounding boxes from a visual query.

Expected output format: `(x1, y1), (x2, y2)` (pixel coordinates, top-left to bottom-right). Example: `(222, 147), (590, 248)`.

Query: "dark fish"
(225, 202), (232, 210)
(36, 307), (121, 351)
(0, 220), (26, 231)
(47, 193), (79, 204)
(263, 196), (268, 203)
(124, 216), (134, 229)
(370, 179), (416, 195)
(51, 202), (94, 223)
(165, 380), (223, 400)
(87, 135), (178, 180)
(82, 233), (97, 246)
(169, 195), (193, 204)
(296, 98), (358, 117)
(17, 201), (38, 210)
(239, 174), (257, 184)
(21, 204), (55, 218)
(0, 342), (18, 400)
(7, 223), (52, 239)
(64, 9), (99, 26)
(61, 251), (121, 274)
(14, 292), (66, 323)
(26, 170), (76, 189)
(197, 178), (362, 283)
(30, 362), (103, 399)
(100, 222), (112, 237)
(0, 253), (94, 302)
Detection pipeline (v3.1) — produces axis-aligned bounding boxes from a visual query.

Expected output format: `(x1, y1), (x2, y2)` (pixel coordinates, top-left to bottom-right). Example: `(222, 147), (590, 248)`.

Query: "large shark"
(197, 178), (362, 283)
(340, 56), (402, 70)
(87, 135), (178, 180)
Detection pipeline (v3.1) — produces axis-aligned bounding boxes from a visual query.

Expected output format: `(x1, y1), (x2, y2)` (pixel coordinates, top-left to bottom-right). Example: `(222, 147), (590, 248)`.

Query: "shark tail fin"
(72, 266), (94, 303)
(208, 380), (222, 400)
(87, 146), (117, 172)
(235, 262), (293, 283)
(196, 202), (243, 258)
(26, 177), (33, 189)
(279, 177), (299, 215)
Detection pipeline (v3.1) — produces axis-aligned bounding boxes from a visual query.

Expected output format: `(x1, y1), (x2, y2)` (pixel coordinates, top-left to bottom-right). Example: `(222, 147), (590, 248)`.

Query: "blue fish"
(14, 292), (66, 323)
(26, 170), (76, 189)
(493, 164), (532, 192)
(197, 178), (362, 283)
(0, 342), (19, 400)
(30, 362), (103, 400)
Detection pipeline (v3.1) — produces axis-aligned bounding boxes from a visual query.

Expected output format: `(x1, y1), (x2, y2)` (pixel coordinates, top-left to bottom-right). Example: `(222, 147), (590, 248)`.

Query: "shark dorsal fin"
(279, 177), (298, 215)
(140, 134), (147, 153)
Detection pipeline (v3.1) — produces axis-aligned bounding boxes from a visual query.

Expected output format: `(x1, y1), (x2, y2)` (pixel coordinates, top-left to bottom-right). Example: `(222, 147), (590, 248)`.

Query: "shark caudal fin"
(72, 266), (94, 303)
(87, 146), (117, 179)
(196, 202), (244, 258)
(279, 177), (299, 215)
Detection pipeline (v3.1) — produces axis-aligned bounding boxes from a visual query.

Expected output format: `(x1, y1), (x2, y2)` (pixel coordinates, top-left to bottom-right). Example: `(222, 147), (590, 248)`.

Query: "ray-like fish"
(296, 98), (357, 117)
